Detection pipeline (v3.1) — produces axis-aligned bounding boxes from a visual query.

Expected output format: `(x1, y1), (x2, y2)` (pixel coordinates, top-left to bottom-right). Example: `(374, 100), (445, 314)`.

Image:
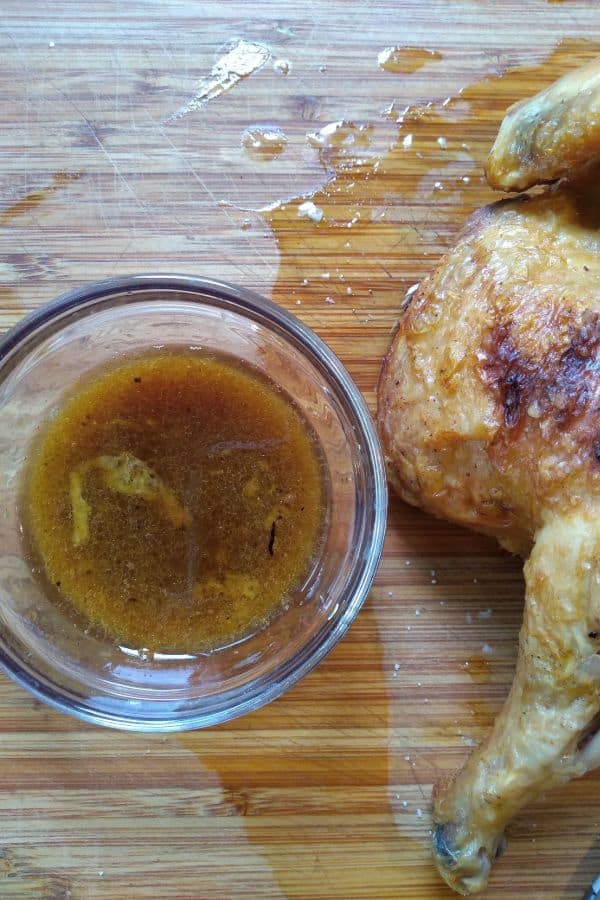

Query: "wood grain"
(0, 2), (599, 898)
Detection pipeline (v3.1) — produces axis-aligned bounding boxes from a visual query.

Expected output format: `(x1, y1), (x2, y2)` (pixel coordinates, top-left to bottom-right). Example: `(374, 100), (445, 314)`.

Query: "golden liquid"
(23, 352), (326, 653)
(377, 46), (442, 74)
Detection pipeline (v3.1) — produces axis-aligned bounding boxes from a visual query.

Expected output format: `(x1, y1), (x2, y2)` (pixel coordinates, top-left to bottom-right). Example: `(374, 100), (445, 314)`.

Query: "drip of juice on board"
(23, 352), (327, 653)
(377, 46), (442, 74)
(258, 39), (596, 406)
(242, 125), (288, 159)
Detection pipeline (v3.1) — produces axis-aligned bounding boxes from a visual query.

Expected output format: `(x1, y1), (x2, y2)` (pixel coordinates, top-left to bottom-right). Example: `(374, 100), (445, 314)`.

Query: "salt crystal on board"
(297, 201), (324, 223)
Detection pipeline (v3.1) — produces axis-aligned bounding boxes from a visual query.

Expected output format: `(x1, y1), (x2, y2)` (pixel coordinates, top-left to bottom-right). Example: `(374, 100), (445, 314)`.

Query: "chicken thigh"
(377, 62), (600, 895)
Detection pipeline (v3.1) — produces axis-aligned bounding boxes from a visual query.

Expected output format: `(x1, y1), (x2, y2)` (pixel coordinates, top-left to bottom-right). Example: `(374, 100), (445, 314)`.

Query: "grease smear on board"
(257, 39), (595, 320)
(377, 46), (442, 74)
(167, 39), (271, 121)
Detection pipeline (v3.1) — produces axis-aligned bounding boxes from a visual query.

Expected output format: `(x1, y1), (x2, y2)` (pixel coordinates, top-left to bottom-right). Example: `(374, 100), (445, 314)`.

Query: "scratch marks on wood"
(54, 88), (160, 232)
(0, 173), (82, 225)
(147, 113), (276, 278)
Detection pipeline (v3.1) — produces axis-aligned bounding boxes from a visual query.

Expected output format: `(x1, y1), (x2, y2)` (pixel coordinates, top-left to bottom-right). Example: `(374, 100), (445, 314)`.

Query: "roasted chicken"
(377, 61), (600, 895)
(486, 57), (600, 192)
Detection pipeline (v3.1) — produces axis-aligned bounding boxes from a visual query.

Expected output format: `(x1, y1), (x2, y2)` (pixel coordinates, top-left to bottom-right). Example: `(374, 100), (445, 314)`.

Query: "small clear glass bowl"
(0, 275), (387, 731)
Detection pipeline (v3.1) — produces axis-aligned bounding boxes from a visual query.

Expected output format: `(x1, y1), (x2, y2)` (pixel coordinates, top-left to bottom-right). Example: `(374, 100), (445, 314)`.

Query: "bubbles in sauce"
(23, 352), (326, 653)
(242, 125), (288, 159)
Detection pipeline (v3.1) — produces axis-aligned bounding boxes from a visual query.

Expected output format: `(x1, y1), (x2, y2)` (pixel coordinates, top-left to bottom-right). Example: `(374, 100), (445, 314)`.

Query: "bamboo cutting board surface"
(1, 2), (599, 897)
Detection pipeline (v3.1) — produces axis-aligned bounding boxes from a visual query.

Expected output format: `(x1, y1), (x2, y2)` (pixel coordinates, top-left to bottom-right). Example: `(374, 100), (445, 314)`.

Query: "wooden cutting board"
(0, 2), (599, 897)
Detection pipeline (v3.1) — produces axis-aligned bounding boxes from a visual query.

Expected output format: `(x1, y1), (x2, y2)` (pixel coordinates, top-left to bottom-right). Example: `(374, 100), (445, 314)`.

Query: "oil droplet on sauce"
(377, 46), (442, 74)
(23, 352), (326, 653)
(242, 125), (288, 159)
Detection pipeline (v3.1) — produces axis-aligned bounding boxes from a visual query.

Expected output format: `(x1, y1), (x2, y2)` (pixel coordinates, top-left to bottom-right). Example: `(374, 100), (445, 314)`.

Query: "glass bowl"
(0, 275), (387, 731)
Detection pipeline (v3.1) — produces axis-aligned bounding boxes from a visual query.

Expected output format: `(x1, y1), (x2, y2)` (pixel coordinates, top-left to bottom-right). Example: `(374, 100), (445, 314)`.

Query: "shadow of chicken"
(377, 59), (600, 895)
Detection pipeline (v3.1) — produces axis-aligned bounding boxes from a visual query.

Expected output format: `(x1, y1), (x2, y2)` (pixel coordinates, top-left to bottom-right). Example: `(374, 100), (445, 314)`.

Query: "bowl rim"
(0, 274), (387, 731)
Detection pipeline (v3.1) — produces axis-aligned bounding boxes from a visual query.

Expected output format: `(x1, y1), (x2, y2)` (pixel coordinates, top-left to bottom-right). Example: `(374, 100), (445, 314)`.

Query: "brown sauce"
(23, 352), (326, 653)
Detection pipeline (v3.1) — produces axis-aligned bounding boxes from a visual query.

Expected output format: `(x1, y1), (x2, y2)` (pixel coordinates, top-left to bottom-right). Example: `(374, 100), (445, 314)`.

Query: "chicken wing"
(378, 61), (600, 895)
(486, 57), (600, 192)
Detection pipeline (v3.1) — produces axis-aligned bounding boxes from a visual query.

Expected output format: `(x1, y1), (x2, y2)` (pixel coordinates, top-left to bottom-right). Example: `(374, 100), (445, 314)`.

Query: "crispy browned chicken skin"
(486, 57), (600, 191)
(378, 62), (600, 895)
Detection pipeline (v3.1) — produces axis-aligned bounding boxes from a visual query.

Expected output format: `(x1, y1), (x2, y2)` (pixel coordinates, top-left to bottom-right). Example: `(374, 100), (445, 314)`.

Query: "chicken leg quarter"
(377, 59), (600, 895)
